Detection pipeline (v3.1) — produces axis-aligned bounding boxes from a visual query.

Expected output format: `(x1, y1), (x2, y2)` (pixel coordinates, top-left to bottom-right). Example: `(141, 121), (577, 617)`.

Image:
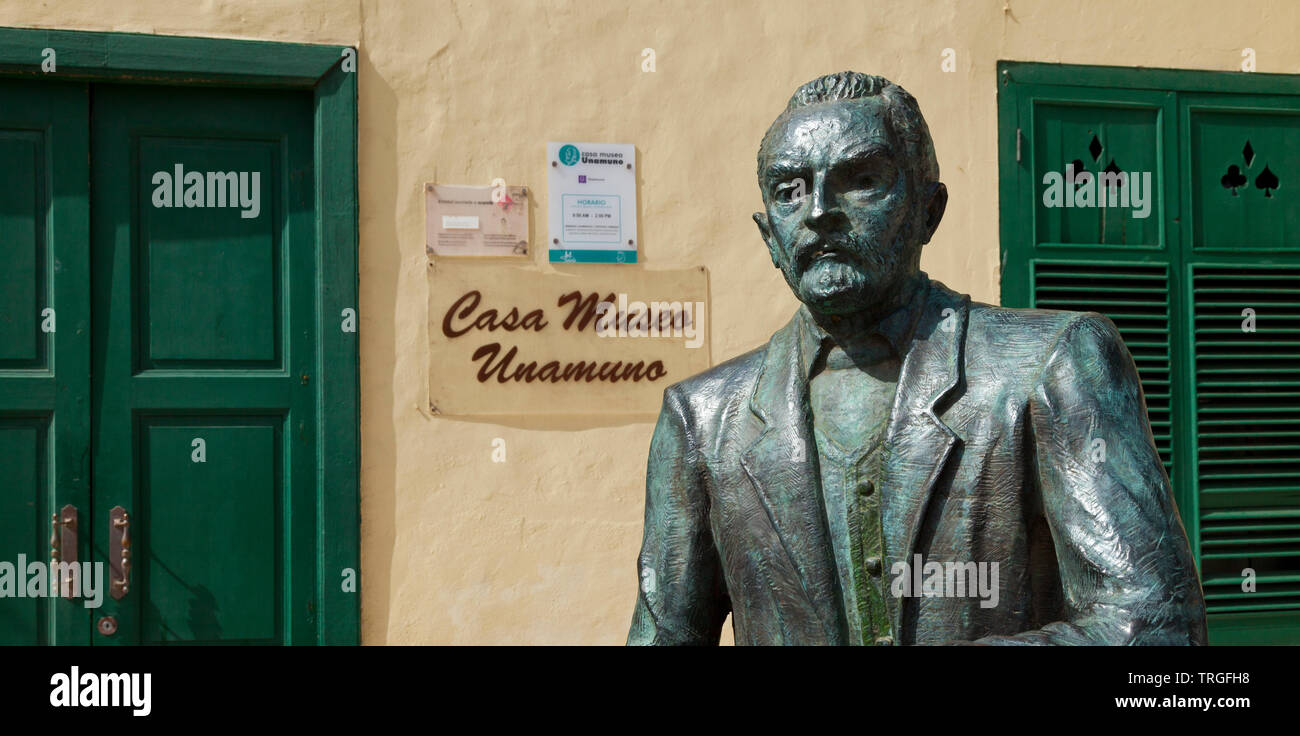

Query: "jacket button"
(858, 481), (874, 498)
(865, 556), (882, 575)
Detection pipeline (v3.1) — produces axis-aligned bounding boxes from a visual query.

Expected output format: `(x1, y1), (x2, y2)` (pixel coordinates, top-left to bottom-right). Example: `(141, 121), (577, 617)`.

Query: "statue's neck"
(807, 272), (924, 348)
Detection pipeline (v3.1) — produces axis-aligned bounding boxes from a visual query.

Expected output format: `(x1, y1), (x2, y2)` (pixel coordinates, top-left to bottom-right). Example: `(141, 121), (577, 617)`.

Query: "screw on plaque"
(97, 616), (118, 636)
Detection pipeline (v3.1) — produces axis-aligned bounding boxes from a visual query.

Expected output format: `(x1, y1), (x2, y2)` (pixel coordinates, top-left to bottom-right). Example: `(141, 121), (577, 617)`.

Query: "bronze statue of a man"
(627, 71), (1207, 645)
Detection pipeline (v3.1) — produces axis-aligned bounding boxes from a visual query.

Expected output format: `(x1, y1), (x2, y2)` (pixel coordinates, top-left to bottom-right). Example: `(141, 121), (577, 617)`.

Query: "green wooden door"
(0, 79), (92, 645)
(90, 84), (318, 644)
(0, 28), (358, 646)
(999, 63), (1300, 644)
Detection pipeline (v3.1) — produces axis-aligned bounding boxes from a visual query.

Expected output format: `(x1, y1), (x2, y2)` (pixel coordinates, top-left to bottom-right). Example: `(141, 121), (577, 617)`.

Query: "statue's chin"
(796, 262), (872, 315)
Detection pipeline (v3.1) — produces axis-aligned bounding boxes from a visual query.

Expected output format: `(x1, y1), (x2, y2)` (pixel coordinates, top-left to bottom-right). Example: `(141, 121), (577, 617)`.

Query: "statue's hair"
(762, 71), (939, 189)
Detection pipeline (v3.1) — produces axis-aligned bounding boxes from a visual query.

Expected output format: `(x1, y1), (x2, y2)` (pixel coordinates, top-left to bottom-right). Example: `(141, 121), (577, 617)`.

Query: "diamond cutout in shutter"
(1242, 141), (1255, 167)
(1088, 135), (1103, 162)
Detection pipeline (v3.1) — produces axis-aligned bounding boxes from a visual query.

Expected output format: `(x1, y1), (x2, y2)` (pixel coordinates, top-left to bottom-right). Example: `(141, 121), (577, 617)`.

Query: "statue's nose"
(802, 174), (843, 232)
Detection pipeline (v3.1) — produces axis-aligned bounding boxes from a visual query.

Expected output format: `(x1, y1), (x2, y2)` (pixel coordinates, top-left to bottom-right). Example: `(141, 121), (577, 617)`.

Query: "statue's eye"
(774, 180), (806, 204)
(840, 156), (894, 194)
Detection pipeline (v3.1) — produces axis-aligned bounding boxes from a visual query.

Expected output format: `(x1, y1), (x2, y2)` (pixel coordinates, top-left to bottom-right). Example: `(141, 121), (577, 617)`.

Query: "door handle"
(109, 506), (131, 600)
(49, 504), (78, 600)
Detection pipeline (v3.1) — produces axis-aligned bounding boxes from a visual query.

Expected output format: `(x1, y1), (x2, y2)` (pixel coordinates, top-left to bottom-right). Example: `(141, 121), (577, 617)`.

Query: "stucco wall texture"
(3, 0), (1295, 644)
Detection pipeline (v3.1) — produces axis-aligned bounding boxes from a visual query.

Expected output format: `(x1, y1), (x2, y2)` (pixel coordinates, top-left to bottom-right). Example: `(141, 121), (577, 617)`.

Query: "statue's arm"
(974, 313), (1207, 646)
(626, 386), (730, 645)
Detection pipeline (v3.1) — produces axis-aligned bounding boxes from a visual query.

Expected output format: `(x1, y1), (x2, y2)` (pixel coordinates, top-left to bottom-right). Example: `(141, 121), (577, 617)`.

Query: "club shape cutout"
(1221, 164), (1247, 195)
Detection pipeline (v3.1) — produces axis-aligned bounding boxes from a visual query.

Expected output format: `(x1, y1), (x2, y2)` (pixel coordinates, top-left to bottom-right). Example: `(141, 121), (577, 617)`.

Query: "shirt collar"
(795, 275), (929, 380)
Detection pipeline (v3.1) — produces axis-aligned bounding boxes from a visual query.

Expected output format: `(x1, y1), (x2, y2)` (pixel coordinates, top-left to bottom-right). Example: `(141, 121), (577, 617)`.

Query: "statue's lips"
(796, 242), (858, 271)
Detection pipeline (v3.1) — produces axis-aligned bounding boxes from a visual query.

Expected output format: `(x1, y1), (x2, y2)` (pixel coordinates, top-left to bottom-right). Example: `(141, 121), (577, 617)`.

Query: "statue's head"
(754, 72), (946, 316)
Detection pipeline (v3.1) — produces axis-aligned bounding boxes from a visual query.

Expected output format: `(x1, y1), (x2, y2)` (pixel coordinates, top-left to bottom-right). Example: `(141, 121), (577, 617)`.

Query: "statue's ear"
(753, 211), (780, 268)
(922, 182), (948, 244)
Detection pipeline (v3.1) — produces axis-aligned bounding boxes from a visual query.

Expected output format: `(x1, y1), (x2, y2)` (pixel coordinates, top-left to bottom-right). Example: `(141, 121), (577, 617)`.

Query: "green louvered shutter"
(1192, 266), (1300, 622)
(1182, 94), (1300, 642)
(999, 82), (1185, 506)
(1002, 63), (1300, 643)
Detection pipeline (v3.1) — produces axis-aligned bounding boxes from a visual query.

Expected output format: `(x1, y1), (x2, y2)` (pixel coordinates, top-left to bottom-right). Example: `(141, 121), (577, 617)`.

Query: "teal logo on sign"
(558, 144), (580, 166)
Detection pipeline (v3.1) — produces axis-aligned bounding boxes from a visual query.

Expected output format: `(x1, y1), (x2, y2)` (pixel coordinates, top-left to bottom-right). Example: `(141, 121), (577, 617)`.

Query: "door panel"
(0, 79), (91, 645)
(140, 419), (280, 644)
(1187, 103), (1300, 251)
(1028, 89), (1168, 249)
(0, 131), (44, 363)
(138, 137), (280, 367)
(91, 84), (317, 645)
(0, 418), (51, 643)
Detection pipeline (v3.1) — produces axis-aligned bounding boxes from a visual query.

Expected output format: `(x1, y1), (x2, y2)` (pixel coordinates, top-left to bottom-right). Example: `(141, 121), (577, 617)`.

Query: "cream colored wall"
(4, 0), (1297, 643)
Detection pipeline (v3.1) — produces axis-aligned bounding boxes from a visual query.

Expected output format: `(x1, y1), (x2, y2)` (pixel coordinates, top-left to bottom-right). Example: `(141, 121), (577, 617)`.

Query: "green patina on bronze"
(628, 72), (1207, 645)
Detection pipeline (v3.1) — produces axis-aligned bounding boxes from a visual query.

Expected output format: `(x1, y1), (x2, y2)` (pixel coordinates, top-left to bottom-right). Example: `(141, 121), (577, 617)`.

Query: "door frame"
(0, 27), (360, 645)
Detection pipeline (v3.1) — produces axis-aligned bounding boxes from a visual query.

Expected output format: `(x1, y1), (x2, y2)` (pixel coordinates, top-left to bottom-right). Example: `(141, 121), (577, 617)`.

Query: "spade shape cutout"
(1102, 158), (1125, 188)
(1255, 165), (1280, 198)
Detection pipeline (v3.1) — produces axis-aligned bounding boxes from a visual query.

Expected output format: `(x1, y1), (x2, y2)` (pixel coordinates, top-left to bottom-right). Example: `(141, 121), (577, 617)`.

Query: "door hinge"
(1016, 127), (1022, 163)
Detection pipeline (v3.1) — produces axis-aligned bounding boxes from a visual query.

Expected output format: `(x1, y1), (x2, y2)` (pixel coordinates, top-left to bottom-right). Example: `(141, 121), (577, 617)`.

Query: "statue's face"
(754, 97), (941, 316)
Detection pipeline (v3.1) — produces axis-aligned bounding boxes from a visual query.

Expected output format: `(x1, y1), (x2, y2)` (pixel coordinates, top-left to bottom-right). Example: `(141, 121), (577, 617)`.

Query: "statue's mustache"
(792, 234), (863, 271)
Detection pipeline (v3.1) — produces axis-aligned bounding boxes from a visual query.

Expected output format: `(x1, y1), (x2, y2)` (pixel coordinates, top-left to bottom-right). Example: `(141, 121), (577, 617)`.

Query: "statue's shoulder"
(964, 297), (1123, 356)
(922, 277), (1090, 345)
(664, 342), (766, 406)
(967, 299), (1086, 331)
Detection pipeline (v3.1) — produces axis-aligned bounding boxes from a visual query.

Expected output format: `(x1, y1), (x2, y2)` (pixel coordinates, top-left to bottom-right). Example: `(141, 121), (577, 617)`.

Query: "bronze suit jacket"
(627, 276), (1207, 645)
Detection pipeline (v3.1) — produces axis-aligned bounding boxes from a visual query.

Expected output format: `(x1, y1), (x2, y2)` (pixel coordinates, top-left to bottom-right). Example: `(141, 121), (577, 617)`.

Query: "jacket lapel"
(739, 279), (970, 644)
(740, 317), (842, 642)
(881, 282), (969, 635)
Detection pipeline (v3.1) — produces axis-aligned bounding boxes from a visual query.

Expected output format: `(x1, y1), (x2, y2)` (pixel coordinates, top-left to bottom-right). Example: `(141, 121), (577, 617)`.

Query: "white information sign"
(546, 142), (637, 264)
